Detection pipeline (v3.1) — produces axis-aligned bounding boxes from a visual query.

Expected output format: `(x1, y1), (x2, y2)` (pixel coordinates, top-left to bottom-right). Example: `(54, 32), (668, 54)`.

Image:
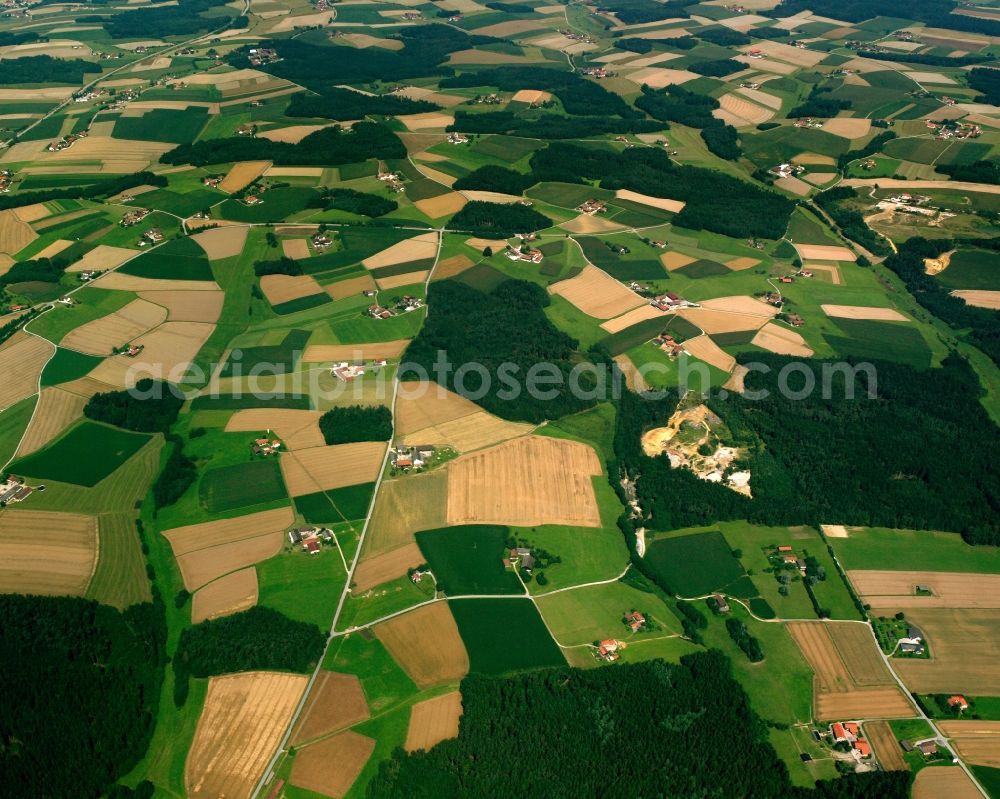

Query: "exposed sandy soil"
(850, 571), (1000, 610)
(366, 470), (448, 557)
(87, 321), (215, 388)
(375, 602), (470, 688)
(434, 253), (475, 280)
(821, 524), (849, 538)
(398, 112), (455, 131)
(414, 192), (467, 219)
(280, 442), (387, 497)
(219, 161), (271, 194)
(614, 188), (685, 212)
(751, 323), (813, 356)
(821, 304), (908, 321)
(61, 298), (167, 356)
(353, 542), (425, 593)
(0, 510), (97, 596)
(192, 567), (258, 623)
(281, 239), (310, 260)
(226, 408), (324, 451)
(302, 341), (409, 362)
(16, 387), (87, 456)
(679, 307), (770, 334)
(660, 251), (697, 271)
(549, 265), (644, 319)
(600, 304), (665, 334)
(447, 436), (602, 527)
(186, 671), (308, 799)
(405, 691), (463, 752)
(0, 332), (53, 411)
(864, 720), (908, 771)
(912, 766), (981, 799)
(682, 335), (735, 373)
(290, 731), (375, 798)
(260, 274), (324, 305)
(325, 273), (377, 300)
(952, 290), (1000, 309)
(362, 232), (438, 269)
(137, 290), (224, 323)
(191, 226), (248, 260)
(559, 214), (625, 234)
(93, 273), (221, 292)
(0, 208), (37, 254)
(377, 270), (430, 290)
(291, 672), (370, 745)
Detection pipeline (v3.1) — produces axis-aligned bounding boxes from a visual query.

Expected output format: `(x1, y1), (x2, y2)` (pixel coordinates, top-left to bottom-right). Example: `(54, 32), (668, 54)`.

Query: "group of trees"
(98, 0), (236, 38)
(324, 188), (398, 218)
(969, 67), (1000, 106)
(726, 618), (764, 661)
(788, 86), (852, 119)
(84, 380), (183, 433)
(0, 171), (167, 213)
(172, 607), (324, 706)
(453, 165), (536, 196)
(0, 595), (165, 798)
(634, 85), (745, 160)
(813, 187), (891, 257)
(254, 256), (303, 277)
(152, 434), (197, 509)
(0, 255), (69, 291)
(286, 87), (439, 121)
(161, 122), (405, 167)
(837, 130), (896, 170)
(766, 0), (1000, 36)
(318, 405), (392, 444)
(402, 279), (597, 423)
(368, 652), (911, 798)
(449, 110), (660, 139)
(938, 158), (1000, 184)
(447, 200), (552, 237)
(0, 54), (99, 85)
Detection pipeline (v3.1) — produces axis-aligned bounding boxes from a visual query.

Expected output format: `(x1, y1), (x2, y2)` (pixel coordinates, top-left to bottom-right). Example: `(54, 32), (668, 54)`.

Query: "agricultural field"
(449, 598), (565, 675)
(415, 525), (523, 596)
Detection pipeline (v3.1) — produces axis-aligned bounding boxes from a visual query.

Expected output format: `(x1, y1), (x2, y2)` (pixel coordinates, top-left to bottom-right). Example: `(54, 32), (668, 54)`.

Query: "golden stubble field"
(864, 720), (908, 771)
(365, 470), (448, 558)
(225, 408), (324, 451)
(0, 332), (53, 410)
(291, 671), (370, 745)
(786, 621), (914, 720)
(848, 570), (1000, 609)
(191, 567), (258, 623)
(279, 442), (386, 497)
(549, 265), (644, 319)
(186, 671), (308, 799)
(405, 691), (463, 752)
(16, 387), (87, 456)
(0, 509), (98, 596)
(911, 766), (982, 799)
(374, 603), (469, 688)
(60, 298), (167, 356)
(290, 730), (376, 798)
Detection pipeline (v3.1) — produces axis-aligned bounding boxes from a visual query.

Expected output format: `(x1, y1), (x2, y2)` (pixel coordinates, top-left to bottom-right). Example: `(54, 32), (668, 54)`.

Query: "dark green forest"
(447, 200), (552, 236)
(767, 0), (1000, 35)
(84, 379), (183, 433)
(0, 595), (165, 798)
(286, 87), (439, 120)
(368, 652), (910, 799)
(319, 405), (392, 444)
(0, 54), (99, 84)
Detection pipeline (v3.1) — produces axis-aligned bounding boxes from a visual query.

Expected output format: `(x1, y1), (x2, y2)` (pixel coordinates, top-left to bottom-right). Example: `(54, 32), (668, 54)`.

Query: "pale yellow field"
(457, 190), (523, 204)
(164, 507), (294, 556)
(365, 471), (448, 557)
(376, 271), (430, 290)
(13, 203), (51, 223)
(61, 298), (167, 356)
(512, 89), (552, 104)
(399, 112), (455, 131)
(282, 239), (310, 260)
(33, 239), (74, 260)
(434, 253), (475, 280)
(865, 720), (908, 771)
(472, 18), (549, 36)
(938, 720), (1000, 767)
(660, 251), (696, 270)
(0, 510), (97, 596)
(218, 160), (272, 194)
(726, 256), (760, 271)
(192, 567), (258, 623)
(302, 341), (409, 362)
(226, 408), (324, 450)
(292, 672), (370, 746)
(353, 542), (425, 593)
(701, 295), (782, 316)
(414, 192), (467, 218)
(405, 691), (463, 752)
(448, 436), (602, 527)
(822, 118), (872, 139)
(260, 273), (324, 305)
(627, 67), (699, 88)
(953, 290), (1000, 309)
(280, 442), (387, 497)
(751, 323), (813, 356)
(186, 671), (308, 799)
(718, 93), (774, 125)
(325, 273), (377, 300)
(38, 136), (172, 172)
(682, 335), (736, 373)
(341, 32), (404, 50)
(821, 304), (908, 321)
(600, 304), (665, 334)
(362, 232), (438, 269)
(735, 86), (782, 110)
(559, 214), (624, 234)
(191, 226), (248, 259)
(65, 244), (138, 273)
(94, 272), (221, 292)
(850, 570), (1000, 609)
(614, 188), (685, 213)
(549, 265), (644, 319)
(178, 533), (284, 592)
(775, 175), (813, 196)
(375, 602), (470, 688)
(678, 307), (771, 334)
(447, 49), (539, 65)
(137, 290), (224, 323)
(912, 767), (981, 799)
(290, 731), (375, 798)
(417, 164), (456, 187)
(258, 125), (327, 143)
(87, 321), (215, 388)
(746, 39), (826, 66)
(0, 332), (53, 410)
(16, 387), (87, 456)
(0, 208), (37, 254)
(794, 244), (857, 262)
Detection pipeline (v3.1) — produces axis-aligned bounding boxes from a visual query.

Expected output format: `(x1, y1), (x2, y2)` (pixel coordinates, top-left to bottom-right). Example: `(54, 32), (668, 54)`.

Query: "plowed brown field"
(405, 691), (462, 752)
(291, 672), (370, 745)
(290, 731), (375, 798)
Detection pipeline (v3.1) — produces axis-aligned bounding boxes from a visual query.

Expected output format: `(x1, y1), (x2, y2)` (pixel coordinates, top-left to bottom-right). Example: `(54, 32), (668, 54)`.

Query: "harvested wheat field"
(682, 335), (736, 372)
(191, 225), (248, 260)
(0, 332), (53, 410)
(377, 270), (430, 290)
(226, 408), (324, 450)
(375, 602), (469, 688)
(186, 671), (307, 799)
(290, 731), (375, 799)
(280, 442), (386, 497)
(0, 510), (97, 596)
(218, 160), (271, 194)
(787, 621), (913, 720)
(865, 720), (907, 771)
(353, 542), (425, 593)
(302, 341), (409, 363)
(549, 265), (643, 319)
(414, 192), (467, 218)
(849, 570), (1000, 610)
(66, 244), (139, 272)
(137, 290), (224, 323)
(399, 112), (454, 131)
(434, 253), (475, 280)
(362, 232), (438, 269)
(613, 189), (685, 213)
(458, 190), (523, 204)
(177, 533), (283, 592)
(0, 208), (37, 254)
(804, 172), (838, 186)
(58, 375), (116, 399)
(660, 251), (697, 271)
(258, 125), (327, 144)
(805, 263), (842, 284)
(417, 164), (457, 187)
(600, 304), (665, 334)
(16, 387), (87, 456)
(794, 244), (857, 262)
(61, 298), (167, 356)
(406, 691), (462, 752)
(472, 18), (549, 36)
(87, 322), (215, 388)
(341, 32), (404, 49)
(13, 203), (51, 223)
(260, 273), (324, 305)
(40, 136), (172, 172)
(192, 567), (258, 623)
(912, 766), (981, 799)
(735, 86), (782, 109)
(893, 609), (1000, 694)
(952, 290), (1000, 309)
(559, 213), (624, 234)
(291, 672), (370, 745)
(627, 67), (699, 88)
(726, 256), (760, 271)
(400, 404), (532, 452)
(366, 470), (448, 557)
(679, 307), (771, 334)
(33, 239), (74, 260)
(164, 508), (295, 555)
(821, 305), (908, 321)
(822, 117), (872, 139)
(511, 89), (552, 104)
(325, 273), (377, 300)
(718, 93), (774, 125)
(464, 237), (508, 252)
(751, 323), (813, 356)
(94, 272), (220, 292)
(281, 238), (310, 260)
(448, 436), (602, 527)
(775, 176), (813, 196)
(938, 720), (1000, 767)
(395, 381), (508, 435)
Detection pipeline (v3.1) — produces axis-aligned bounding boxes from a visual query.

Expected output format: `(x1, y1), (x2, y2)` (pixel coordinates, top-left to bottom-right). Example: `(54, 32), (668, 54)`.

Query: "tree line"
(319, 405), (392, 444)
(0, 54), (99, 85)
(84, 379), (183, 432)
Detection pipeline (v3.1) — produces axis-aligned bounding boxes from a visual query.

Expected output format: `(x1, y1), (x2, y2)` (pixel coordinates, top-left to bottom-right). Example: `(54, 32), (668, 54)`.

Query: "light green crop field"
(831, 527), (1000, 574)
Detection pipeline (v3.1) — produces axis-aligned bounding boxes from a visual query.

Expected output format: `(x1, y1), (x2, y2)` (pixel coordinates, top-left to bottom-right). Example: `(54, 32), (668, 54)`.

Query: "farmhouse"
(332, 362), (366, 381)
(712, 594), (730, 614)
(447, 133), (469, 145)
(624, 611), (646, 632)
(252, 437), (282, 456)
(368, 304), (395, 320)
(917, 740), (938, 756)
(597, 639), (624, 662)
(312, 233), (333, 249)
(948, 695), (969, 712)
(576, 199), (607, 215)
(120, 208), (151, 227)
(506, 246), (543, 264)
(143, 228), (164, 244)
